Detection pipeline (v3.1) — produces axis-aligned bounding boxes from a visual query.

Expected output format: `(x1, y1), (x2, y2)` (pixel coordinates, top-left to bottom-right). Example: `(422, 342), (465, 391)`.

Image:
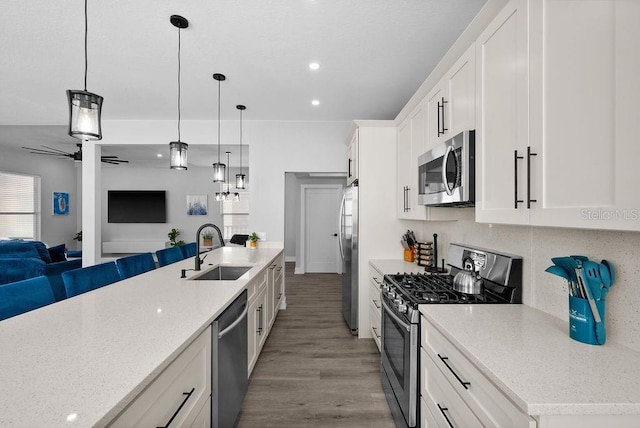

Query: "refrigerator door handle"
(338, 194), (346, 261)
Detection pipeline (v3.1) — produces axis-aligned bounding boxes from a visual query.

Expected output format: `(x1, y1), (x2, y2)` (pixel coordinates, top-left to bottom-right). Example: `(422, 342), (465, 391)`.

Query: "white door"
(304, 186), (342, 273)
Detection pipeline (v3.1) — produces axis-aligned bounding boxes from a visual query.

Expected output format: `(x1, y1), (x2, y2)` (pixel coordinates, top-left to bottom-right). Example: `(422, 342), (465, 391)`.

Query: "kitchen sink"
(190, 265), (252, 281)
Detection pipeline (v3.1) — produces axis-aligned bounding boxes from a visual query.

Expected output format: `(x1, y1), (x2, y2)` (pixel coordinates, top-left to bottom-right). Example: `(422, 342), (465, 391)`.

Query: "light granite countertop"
(369, 259), (429, 275)
(0, 246), (283, 427)
(419, 304), (640, 416)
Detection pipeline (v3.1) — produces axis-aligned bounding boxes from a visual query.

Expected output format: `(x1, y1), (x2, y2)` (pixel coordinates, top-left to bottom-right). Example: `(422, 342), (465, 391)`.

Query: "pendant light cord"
(239, 109), (243, 175)
(217, 79), (221, 163)
(83, 0), (88, 91)
(177, 27), (182, 142)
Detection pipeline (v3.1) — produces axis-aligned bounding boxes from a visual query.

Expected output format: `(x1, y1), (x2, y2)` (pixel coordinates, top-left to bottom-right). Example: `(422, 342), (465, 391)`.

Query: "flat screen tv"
(108, 190), (167, 223)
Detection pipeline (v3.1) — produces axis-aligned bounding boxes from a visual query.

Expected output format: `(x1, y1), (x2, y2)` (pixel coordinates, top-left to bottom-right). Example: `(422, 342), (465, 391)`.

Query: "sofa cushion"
(0, 258), (47, 286)
(47, 244), (66, 262)
(33, 241), (52, 263)
(0, 241), (41, 260)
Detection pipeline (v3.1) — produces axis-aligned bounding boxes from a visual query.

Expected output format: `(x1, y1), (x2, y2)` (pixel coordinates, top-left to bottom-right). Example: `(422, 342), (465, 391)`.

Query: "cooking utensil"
(545, 265), (576, 296)
(600, 259), (615, 287)
(453, 257), (484, 295)
(583, 260), (603, 301)
(576, 266), (605, 345)
(570, 255), (589, 262)
(552, 257), (579, 285)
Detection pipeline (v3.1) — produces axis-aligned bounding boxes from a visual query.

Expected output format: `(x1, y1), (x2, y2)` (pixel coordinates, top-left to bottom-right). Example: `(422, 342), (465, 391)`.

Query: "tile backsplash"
(413, 217), (640, 352)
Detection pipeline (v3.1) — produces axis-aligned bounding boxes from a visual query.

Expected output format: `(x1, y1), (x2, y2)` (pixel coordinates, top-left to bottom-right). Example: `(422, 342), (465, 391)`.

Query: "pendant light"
(67, 0), (103, 141)
(212, 73), (226, 182)
(216, 152), (239, 201)
(169, 15), (189, 170)
(235, 105), (247, 189)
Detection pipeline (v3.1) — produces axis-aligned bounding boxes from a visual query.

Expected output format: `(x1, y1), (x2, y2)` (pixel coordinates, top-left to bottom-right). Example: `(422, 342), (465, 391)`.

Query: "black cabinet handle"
(372, 326), (381, 339)
(403, 186), (411, 212)
(437, 404), (454, 428)
(257, 305), (263, 335)
(440, 97), (448, 136)
(348, 158), (352, 178)
(514, 150), (524, 209)
(372, 299), (381, 309)
(437, 354), (471, 390)
(156, 387), (195, 428)
(527, 146), (537, 208)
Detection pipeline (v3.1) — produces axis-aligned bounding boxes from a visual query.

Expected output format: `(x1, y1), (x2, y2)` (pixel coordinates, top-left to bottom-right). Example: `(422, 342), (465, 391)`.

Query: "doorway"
(300, 184), (343, 273)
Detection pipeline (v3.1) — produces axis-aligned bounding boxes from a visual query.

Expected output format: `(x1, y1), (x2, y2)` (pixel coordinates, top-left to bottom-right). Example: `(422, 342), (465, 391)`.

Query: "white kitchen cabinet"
(397, 104), (427, 219)
(368, 262), (384, 351)
(421, 317), (535, 427)
(347, 128), (359, 185)
(426, 44), (476, 151)
(476, 0), (640, 231)
(109, 326), (212, 428)
(189, 397), (211, 428)
(248, 270), (268, 376)
(267, 253), (284, 328)
(526, 0), (640, 231)
(475, 0), (531, 225)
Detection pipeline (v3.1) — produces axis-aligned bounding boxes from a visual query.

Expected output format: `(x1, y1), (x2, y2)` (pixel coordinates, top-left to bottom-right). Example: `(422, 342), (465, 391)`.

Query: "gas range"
(380, 243), (523, 428)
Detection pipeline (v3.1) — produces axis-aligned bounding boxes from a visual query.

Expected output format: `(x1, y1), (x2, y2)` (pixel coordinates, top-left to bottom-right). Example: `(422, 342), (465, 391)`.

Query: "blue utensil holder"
(569, 295), (605, 345)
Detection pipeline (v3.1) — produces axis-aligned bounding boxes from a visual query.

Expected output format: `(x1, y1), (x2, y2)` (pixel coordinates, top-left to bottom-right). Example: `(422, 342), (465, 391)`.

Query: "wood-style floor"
(237, 263), (394, 427)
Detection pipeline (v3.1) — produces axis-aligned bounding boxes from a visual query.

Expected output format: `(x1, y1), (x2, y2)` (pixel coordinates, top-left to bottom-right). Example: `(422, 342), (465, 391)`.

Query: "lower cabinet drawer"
(109, 326), (212, 427)
(424, 319), (535, 427)
(369, 301), (382, 351)
(422, 348), (483, 427)
(421, 395), (439, 428)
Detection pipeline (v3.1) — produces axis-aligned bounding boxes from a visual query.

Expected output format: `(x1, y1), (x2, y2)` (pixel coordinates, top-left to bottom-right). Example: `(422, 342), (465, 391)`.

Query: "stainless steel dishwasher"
(211, 289), (248, 427)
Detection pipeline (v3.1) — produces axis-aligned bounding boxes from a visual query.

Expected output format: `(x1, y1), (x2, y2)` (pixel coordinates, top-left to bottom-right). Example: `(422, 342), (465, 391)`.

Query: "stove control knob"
(397, 303), (408, 314)
(387, 291), (396, 299)
(382, 284), (390, 293)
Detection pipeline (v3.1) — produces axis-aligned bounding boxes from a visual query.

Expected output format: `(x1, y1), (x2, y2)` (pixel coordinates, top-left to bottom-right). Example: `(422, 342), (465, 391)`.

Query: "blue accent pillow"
(32, 241), (52, 263)
(48, 244), (67, 262)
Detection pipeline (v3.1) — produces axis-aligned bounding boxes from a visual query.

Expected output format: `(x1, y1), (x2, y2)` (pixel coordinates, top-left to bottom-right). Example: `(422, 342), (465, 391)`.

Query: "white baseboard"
(294, 266), (305, 275)
(285, 256), (296, 262)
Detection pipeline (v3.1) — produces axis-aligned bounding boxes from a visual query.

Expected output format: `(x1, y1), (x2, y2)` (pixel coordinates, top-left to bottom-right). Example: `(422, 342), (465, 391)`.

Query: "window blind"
(0, 171), (40, 239)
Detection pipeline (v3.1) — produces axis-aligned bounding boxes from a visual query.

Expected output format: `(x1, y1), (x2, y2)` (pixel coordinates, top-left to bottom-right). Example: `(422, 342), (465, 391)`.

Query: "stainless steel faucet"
(195, 223), (225, 271)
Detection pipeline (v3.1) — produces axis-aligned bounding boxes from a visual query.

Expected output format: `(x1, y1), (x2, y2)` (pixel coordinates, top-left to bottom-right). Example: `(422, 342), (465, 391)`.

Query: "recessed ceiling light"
(311, 100), (320, 106)
(157, 153), (163, 158)
(309, 62), (320, 70)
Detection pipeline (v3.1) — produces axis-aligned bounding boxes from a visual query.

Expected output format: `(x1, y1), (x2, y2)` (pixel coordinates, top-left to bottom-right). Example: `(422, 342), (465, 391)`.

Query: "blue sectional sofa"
(0, 240), (82, 301)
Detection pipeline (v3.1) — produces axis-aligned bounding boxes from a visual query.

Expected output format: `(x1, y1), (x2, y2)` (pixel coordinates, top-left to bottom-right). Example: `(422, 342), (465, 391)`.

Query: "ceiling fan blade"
(101, 158), (129, 164)
(100, 156), (119, 159)
(41, 145), (73, 155)
(22, 146), (69, 156)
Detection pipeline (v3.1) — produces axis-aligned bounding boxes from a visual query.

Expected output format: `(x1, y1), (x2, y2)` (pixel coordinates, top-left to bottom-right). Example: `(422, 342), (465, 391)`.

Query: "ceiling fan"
(22, 144), (129, 165)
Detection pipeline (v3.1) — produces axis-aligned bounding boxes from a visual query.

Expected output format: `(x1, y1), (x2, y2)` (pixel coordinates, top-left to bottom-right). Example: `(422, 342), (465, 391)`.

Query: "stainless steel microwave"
(418, 130), (475, 206)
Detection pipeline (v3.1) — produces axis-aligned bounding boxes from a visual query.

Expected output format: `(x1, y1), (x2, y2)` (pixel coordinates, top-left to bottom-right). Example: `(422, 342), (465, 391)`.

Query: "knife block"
(569, 295), (605, 345)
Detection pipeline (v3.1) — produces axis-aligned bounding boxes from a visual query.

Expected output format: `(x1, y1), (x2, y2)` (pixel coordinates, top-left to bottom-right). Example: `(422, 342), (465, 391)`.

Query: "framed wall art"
(53, 192), (69, 216)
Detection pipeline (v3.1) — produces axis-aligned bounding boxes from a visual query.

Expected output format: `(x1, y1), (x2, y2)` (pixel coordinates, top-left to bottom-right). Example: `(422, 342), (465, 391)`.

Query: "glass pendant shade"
(215, 192), (224, 201)
(169, 141), (188, 170)
(235, 173), (246, 189)
(212, 162), (226, 182)
(67, 90), (103, 141)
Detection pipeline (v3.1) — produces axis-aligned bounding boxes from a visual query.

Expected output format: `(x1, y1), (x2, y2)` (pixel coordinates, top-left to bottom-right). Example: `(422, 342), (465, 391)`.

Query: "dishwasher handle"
(218, 303), (249, 339)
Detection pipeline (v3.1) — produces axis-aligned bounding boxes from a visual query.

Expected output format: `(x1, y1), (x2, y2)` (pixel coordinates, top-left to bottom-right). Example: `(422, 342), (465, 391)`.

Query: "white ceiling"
(0, 0), (486, 164)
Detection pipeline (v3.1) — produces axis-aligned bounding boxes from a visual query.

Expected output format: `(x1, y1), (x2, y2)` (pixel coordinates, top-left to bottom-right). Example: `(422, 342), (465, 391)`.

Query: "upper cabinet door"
(528, 0), (640, 231)
(475, 0), (530, 225)
(347, 129), (358, 185)
(447, 44), (476, 138)
(397, 104), (427, 220)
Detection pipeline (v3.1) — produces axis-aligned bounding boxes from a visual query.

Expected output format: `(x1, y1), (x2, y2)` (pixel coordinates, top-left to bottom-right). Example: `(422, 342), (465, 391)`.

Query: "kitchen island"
(0, 246), (283, 427)
(420, 304), (640, 426)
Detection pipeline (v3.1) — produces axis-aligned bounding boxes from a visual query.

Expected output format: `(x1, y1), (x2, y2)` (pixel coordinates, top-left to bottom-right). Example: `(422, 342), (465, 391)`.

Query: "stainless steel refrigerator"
(339, 181), (358, 334)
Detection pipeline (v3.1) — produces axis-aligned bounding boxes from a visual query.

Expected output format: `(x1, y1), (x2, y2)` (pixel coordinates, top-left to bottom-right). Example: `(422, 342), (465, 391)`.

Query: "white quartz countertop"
(419, 304), (640, 416)
(0, 246), (283, 427)
(369, 259), (427, 274)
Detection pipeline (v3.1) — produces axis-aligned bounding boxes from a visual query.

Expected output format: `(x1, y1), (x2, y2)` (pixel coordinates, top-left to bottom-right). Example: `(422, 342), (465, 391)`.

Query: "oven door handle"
(381, 297), (411, 332)
(441, 144), (455, 196)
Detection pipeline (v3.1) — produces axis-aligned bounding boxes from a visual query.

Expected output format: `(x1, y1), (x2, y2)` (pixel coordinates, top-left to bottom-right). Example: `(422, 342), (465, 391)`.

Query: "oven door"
(381, 297), (418, 427)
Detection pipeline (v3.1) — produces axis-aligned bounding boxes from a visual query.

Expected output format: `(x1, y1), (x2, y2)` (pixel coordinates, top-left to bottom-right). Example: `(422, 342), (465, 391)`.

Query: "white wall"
(412, 219), (640, 352)
(101, 164), (224, 248)
(0, 147), (79, 249)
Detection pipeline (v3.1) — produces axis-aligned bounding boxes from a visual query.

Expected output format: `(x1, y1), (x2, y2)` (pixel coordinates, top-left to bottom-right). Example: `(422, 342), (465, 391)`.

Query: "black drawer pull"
(372, 326), (381, 339)
(438, 354), (471, 390)
(372, 299), (381, 309)
(157, 387), (195, 428)
(437, 404), (454, 428)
